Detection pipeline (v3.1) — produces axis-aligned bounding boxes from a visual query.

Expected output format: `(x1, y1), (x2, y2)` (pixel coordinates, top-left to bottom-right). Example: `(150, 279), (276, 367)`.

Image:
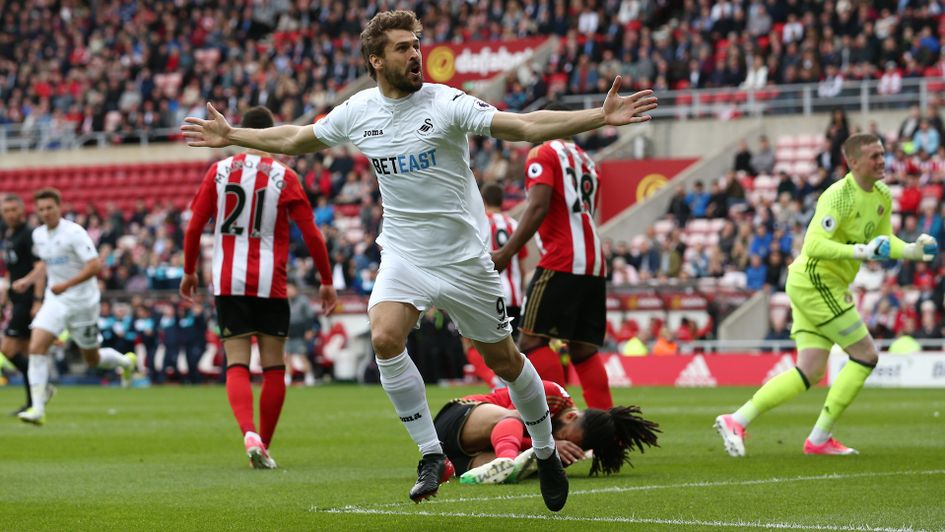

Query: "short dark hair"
(481, 183), (504, 208)
(241, 106), (275, 129)
(841, 133), (882, 162)
(360, 10), (423, 81)
(2, 193), (23, 205)
(33, 187), (61, 205)
(581, 405), (660, 476)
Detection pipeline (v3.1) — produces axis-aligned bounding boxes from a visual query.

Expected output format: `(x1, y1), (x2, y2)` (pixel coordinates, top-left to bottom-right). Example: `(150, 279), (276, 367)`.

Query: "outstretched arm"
(490, 76), (657, 144)
(181, 103), (328, 155)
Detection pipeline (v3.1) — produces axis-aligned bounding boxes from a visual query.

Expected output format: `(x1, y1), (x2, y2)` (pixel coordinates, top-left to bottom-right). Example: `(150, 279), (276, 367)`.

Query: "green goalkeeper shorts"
(785, 272), (869, 351)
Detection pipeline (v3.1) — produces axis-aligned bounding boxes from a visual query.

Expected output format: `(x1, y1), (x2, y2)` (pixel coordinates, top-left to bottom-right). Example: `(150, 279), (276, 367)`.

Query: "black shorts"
(4, 300), (33, 339)
(507, 305), (521, 339)
(519, 267), (606, 347)
(433, 401), (478, 475)
(215, 296), (290, 340)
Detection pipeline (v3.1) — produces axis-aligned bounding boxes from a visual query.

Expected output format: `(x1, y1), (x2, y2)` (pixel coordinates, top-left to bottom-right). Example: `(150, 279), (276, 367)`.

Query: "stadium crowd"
(4, 0), (945, 144)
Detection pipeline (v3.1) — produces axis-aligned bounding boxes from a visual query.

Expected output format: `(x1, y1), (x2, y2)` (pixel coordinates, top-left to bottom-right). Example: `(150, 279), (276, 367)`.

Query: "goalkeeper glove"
(902, 233), (939, 262)
(852, 236), (891, 261)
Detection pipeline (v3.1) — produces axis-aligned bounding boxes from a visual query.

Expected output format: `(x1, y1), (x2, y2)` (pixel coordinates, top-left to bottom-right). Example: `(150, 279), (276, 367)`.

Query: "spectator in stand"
(749, 224), (772, 258)
(776, 170), (797, 200)
(826, 108), (850, 165)
(658, 237), (682, 279)
(740, 55), (768, 90)
(667, 185), (691, 227)
(721, 170), (746, 208)
(651, 327), (678, 356)
(751, 135), (775, 176)
(764, 315), (791, 345)
(745, 254), (767, 291)
(765, 249), (786, 291)
(733, 140), (754, 175)
(899, 106), (923, 140)
(877, 61), (903, 98)
(705, 180), (728, 219)
(913, 302), (944, 349)
(686, 181), (711, 219)
(913, 120), (941, 155)
(918, 200), (943, 244)
(899, 174), (922, 215)
(817, 64), (844, 99)
(686, 241), (710, 278)
(133, 303), (160, 384)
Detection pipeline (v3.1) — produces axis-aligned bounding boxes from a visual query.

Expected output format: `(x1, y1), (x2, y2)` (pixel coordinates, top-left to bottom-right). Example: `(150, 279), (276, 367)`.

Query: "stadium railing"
(525, 76), (943, 117)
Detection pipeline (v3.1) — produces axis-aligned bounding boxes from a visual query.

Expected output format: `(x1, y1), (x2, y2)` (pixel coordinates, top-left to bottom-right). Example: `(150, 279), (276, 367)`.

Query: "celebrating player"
(14, 188), (136, 426)
(1, 193), (44, 415)
(181, 10), (656, 510)
(180, 106), (337, 469)
(433, 380), (659, 485)
(492, 103), (613, 410)
(715, 133), (939, 456)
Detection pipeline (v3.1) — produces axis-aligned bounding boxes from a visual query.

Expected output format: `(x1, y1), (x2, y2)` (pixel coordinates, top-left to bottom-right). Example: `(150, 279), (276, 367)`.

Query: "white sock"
(808, 426), (831, 445)
(376, 351), (442, 456)
(500, 356), (555, 459)
(97, 347), (131, 370)
(28, 355), (49, 414)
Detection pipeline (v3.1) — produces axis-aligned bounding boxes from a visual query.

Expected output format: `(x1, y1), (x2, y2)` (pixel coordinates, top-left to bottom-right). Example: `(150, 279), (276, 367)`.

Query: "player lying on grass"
(434, 380), (660, 485)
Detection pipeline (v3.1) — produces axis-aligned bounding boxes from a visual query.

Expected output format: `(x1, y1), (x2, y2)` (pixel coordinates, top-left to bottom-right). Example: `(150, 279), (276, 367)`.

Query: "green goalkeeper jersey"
(787, 172), (907, 287)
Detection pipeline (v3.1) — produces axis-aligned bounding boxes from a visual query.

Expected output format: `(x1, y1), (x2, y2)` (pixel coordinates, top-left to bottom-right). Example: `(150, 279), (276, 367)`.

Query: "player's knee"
(371, 329), (406, 358)
(516, 332), (546, 353)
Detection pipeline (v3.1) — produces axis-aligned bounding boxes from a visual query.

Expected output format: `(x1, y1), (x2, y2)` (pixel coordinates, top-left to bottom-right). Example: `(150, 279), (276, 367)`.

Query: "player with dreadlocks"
(432, 380), (660, 484)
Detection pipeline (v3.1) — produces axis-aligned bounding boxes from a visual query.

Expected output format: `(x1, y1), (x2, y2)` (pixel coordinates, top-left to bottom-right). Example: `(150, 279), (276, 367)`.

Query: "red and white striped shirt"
(488, 211), (527, 307)
(184, 153), (332, 299)
(525, 140), (605, 277)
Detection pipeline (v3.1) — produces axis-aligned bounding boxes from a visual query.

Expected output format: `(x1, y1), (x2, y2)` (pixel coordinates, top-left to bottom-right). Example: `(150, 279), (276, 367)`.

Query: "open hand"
(179, 273), (198, 302)
(602, 76), (659, 127)
(181, 102), (233, 148)
(319, 284), (338, 316)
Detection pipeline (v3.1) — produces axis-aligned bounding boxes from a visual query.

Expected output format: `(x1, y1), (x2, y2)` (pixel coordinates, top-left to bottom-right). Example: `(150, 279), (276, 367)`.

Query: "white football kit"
(313, 84), (512, 342)
(31, 219), (102, 349)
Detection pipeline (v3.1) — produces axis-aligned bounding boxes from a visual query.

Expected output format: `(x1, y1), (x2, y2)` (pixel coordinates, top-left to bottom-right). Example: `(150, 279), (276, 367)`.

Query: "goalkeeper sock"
(501, 356), (555, 460)
(573, 354), (613, 409)
(491, 417), (526, 460)
(376, 350), (442, 456)
(733, 367), (810, 427)
(809, 357), (874, 444)
(225, 364), (257, 436)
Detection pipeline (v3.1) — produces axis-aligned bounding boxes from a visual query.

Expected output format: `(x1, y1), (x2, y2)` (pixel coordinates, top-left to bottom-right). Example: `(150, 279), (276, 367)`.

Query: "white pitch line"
(315, 506), (930, 532)
(370, 469), (945, 507)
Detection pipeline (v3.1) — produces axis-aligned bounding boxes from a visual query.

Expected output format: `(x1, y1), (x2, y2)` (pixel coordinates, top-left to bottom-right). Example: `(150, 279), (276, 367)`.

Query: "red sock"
(259, 366), (287, 448)
(491, 417), (526, 459)
(525, 346), (566, 386)
(465, 346), (497, 386)
(573, 354), (613, 409)
(225, 365), (256, 435)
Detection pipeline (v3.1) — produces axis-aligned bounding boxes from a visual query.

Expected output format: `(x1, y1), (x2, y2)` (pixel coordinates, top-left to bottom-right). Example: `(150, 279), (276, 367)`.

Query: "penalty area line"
(311, 506), (930, 532)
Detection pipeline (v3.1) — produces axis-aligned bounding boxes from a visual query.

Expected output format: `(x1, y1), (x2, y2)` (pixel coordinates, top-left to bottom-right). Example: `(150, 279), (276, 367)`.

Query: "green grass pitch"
(1, 384), (942, 531)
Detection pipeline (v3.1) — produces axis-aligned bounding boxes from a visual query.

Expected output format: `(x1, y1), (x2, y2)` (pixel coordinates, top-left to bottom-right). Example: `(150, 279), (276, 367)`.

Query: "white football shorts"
(31, 297), (101, 349)
(369, 251), (513, 344)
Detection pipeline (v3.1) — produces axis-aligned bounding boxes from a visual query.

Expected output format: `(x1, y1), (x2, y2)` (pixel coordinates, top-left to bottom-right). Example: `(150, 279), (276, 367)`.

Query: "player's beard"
(385, 59), (423, 94)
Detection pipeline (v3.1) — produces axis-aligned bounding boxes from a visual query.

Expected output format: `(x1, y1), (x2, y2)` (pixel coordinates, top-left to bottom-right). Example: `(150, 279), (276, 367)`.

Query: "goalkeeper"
(715, 133), (939, 457)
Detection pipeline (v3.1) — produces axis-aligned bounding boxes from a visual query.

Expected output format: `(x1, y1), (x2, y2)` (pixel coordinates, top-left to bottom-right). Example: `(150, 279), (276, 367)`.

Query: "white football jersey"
(32, 219), (100, 306)
(313, 84), (497, 265)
